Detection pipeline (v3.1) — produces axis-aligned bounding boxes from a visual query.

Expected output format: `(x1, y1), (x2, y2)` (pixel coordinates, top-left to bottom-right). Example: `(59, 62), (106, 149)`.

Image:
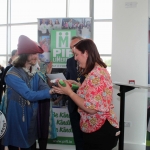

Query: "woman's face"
(73, 47), (88, 68)
(55, 19), (59, 24)
(49, 20), (52, 24)
(27, 53), (39, 66)
(42, 19), (45, 23)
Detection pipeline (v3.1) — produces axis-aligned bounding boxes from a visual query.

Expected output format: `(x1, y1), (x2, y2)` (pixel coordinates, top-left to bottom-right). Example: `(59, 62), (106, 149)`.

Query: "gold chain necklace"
(76, 63), (84, 83)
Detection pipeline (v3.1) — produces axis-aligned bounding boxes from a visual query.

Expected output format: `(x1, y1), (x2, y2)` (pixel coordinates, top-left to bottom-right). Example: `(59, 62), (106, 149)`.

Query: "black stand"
(115, 84), (135, 150)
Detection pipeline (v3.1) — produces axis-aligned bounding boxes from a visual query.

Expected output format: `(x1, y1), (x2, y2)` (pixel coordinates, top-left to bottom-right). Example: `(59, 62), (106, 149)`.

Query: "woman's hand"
(46, 61), (53, 74)
(66, 80), (81, 87)
(53, 80), (73, 96)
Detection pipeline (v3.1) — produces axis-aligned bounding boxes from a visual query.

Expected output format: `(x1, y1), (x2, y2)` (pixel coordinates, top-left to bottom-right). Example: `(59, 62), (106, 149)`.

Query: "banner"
(50, 29), (76, 68)
(38, 18), (91, 68)
(37, 17), (91, 145)
(48, 108), (74, 145)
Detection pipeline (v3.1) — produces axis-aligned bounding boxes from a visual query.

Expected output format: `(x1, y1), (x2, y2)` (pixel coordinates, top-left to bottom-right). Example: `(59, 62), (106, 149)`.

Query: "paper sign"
(46, 73), (66, 80)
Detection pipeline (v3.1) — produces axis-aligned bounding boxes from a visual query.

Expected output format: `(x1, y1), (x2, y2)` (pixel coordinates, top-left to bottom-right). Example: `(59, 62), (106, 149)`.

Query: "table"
(113, 82), (149, 150)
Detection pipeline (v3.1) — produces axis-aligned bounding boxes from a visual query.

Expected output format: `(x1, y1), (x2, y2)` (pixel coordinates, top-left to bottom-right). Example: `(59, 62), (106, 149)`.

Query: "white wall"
(111, 0), (149, 150)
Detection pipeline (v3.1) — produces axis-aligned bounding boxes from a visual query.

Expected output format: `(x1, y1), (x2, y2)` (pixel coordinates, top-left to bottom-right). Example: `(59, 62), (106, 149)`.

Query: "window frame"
(0, 0), (112, 69)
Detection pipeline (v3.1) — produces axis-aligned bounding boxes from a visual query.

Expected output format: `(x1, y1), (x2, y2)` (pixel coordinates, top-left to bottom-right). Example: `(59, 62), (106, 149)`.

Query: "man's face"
(27, 53), (39, 66)
(70, 38), (80, 54)
(12, 51), (18, 61)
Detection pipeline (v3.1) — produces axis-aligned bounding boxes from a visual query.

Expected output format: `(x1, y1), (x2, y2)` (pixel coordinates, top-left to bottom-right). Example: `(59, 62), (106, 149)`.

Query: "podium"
(113, 82), (149, 150)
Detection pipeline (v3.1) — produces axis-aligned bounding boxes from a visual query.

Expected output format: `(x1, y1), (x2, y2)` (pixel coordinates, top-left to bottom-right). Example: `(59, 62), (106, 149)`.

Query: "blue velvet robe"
(2, 67), (51, 148)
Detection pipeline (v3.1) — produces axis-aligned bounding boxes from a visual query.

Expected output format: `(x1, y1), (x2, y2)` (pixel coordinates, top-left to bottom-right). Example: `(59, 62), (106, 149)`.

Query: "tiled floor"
(5, 143), (118, 150)
(4, 144), (75, 150)
(43, 144), (117, 150)
(39, 144), (75, 150)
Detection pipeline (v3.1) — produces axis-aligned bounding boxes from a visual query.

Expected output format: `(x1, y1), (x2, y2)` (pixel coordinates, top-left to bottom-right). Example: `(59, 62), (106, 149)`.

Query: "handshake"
(51, 79), (79, 90)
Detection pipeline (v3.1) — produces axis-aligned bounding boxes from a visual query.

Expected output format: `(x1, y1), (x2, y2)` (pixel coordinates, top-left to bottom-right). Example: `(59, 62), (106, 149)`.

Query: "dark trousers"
(69, 111), (83, 150)
(37, 99), (50, 150)
(147, 107), (150, 127)
(0, 84), (3, 103)
(83, 120), (119, 150)
(8, 142), (36, 150)
(0, 139), (4, 150)
(38, 138), (48, 150)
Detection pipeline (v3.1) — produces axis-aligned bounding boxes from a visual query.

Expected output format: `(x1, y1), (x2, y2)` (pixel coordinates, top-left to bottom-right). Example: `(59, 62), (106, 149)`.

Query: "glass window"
(0, 27), (7, 54)
(11, 24), (37, 52)
(0, 56), (7, 68)
(68, 0), (90, 17)
(101, 56), (111, 75)
(94, 0), (112, 19)
(11, 0), (66, 23)
(0, 1), (7, 24)
(94, 22), (112, 54)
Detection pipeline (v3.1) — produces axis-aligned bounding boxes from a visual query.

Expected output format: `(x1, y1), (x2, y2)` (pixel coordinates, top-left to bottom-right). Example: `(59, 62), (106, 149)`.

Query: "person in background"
(1, 35), (57, 150)
(53, 19), (61, 29)
(0, 50), (17, 150)
(65, 36), (84, 150)
(0, 64), (4, 102)
(36, 60), (57, 150)
(40, 19), (47, 34)
(47, 19), (53, 34)
(8, 58), (12, 65)
(54, 39), (120, 150)
(68, 19), (73, 29)
(1, 49), (18, 92)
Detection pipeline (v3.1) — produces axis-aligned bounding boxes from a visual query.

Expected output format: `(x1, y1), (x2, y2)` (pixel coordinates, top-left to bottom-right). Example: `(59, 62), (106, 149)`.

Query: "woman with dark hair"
(47, 19), (53, 34)
(53, 19), (61, 29)
(54, 39), (120, 150)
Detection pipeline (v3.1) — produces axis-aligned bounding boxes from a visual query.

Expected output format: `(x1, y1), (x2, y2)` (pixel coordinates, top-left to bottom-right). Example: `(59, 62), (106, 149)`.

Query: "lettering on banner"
(53, 111), (72, 133)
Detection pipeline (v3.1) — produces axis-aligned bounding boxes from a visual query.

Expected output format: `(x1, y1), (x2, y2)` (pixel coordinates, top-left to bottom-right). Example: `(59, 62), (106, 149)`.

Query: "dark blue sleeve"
(66, 59), (70, 80)
(5, 74), (51, 101)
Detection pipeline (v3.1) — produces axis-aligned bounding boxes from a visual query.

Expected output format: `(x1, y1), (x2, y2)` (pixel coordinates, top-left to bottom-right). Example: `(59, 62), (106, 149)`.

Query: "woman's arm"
(53, 81), (97, 114)
(69, 91), (98, 114)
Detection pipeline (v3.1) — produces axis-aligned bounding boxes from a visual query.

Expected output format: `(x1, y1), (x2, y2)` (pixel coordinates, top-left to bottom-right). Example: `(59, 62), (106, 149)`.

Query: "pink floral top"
(77, 65), (119, 133)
